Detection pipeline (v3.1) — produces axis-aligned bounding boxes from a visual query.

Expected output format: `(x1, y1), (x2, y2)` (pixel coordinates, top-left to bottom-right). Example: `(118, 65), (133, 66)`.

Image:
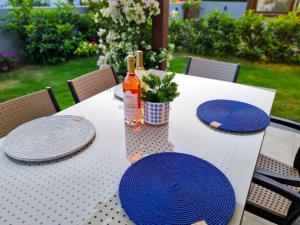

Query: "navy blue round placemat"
(196, 99), (270, 133)
(119, 152), (235, 225)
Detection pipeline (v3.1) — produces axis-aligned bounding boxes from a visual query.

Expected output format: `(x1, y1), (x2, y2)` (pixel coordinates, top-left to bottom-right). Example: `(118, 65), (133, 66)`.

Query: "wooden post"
(152, 0), (169, 70)
(246, 0), (257, 10)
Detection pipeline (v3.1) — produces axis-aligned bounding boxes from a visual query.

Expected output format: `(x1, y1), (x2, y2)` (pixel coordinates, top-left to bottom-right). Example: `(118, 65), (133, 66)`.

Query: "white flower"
(171, 10), (178, 18)
(97, 28), (106, 37)
(100, 8), (111, 18)
(110, 8), (121, 22)
(146, 0), (160, 15)
(134, 3), (146, 24)
(146, 44), (151, 50)
(124, 6), (135, 22)
(94, 12), (100, 23)
(108, 0), (118, 8)
(98, 43), (106, 51)
(106, 31), (117, 43)
(142, 0), (151, 8)
(97, 55), (106, 67)
(120, 0), (131, 7)
(94, 0), (170, 76)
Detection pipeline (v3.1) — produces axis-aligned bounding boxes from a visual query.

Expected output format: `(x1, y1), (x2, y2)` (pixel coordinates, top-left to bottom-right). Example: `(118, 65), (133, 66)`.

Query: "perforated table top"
(0, 73), (275, 225)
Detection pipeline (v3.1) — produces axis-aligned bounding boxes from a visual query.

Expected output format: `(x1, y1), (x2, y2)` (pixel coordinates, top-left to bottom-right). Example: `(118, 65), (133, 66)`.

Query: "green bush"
(169, 19), (198, 52)
(265, 13), (300, 64)
(23, 11), (80, 64)
(195, 11), (237, 55)
(235, 11), (267, 60)
(5, 0), (97, 64)
(75, 14), (98, 42)
(169, 10), (300, 64)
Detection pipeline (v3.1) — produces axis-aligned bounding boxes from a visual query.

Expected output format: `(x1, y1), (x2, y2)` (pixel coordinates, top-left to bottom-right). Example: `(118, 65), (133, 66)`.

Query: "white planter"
(144, 102), (170, 125)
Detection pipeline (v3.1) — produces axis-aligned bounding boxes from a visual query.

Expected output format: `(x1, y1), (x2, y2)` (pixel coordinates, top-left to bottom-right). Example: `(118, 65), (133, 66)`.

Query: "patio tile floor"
(242, 123), (300, 225)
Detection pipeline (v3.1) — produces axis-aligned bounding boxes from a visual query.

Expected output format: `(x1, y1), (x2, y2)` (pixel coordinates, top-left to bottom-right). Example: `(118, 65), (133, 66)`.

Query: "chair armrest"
(255, 168), (300, 187)
(252, 173), (300, 204)
(270, 116), (300, 131)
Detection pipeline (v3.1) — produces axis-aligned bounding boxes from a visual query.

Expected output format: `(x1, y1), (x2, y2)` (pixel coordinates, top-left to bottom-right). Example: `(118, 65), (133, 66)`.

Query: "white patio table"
(0, 73), (275, 225)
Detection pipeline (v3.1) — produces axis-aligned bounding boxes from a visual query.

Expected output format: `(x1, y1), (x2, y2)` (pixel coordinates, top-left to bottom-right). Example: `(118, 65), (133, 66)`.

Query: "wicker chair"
(68, 66), (118, 103)
(185, 56), (240, 82)
(0, 87), (60, 138)
(246, 117), (300, 225)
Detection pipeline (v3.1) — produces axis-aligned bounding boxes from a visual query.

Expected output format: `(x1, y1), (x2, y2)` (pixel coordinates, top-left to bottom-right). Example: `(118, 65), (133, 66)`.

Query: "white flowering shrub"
(93, 0), (174, 77)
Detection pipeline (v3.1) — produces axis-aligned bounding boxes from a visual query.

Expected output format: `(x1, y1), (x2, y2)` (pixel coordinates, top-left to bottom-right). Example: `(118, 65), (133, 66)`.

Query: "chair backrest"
(185, 56), (240, 82)
(269, 116), (300, 171)
(68, 66), (118, 103)
(0, 87), (60, 138)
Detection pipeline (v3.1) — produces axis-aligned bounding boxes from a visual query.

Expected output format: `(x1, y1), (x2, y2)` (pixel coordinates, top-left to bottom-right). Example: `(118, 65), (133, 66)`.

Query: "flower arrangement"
(74, 41), (99, 56)
(93, 0), (174, 77)
(0, 51), (17, 73)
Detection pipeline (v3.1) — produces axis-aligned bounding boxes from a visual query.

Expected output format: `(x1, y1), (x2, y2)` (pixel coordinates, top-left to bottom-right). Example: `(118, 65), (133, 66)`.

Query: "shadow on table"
(125, 123), (174, 164)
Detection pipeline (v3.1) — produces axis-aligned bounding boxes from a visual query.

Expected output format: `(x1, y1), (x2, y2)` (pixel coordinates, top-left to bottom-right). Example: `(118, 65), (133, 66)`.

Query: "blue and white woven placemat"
(196, 99), (270, 133)
(119, 152), (235, 225)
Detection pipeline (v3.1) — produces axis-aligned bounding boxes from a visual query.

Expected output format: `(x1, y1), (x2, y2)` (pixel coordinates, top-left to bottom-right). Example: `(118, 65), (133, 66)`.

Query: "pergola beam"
(152, 0), (169, 70)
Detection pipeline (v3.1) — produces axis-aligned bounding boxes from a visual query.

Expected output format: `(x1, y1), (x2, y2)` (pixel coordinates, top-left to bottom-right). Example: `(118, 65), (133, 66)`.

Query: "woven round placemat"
(119, 152), (235, 225)
(2, 115), (96, 162)
(196, 99), (270, 133)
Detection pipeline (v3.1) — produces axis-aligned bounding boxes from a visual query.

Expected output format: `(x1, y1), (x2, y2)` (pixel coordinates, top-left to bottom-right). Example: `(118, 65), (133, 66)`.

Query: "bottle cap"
(127, 55), (135, 73)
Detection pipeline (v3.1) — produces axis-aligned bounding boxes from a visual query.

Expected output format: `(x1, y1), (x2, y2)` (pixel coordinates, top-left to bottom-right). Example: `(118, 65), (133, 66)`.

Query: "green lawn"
(0, 57), (98, 109)
(0, 53), (300, 122)
(170, 53), (300, 122)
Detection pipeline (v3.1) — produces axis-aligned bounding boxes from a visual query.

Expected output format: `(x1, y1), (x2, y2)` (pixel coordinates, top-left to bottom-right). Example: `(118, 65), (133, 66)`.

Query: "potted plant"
(141, 73), (180, 125)
(182, 0), (202, 20)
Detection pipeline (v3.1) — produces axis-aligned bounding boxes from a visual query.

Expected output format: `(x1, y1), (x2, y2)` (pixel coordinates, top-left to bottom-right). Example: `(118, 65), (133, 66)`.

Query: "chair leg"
(245, 203), (285, 224)
(286, 202), (300, 225)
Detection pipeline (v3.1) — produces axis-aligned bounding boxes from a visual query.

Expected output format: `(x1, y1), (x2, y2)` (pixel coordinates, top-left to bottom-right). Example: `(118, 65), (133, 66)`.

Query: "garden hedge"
(170, 11), (300, 64)
(4, 0), (98, 64)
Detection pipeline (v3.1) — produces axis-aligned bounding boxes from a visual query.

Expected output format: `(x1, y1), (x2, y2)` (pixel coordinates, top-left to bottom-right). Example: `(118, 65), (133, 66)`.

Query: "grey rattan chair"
(0, 87), (60, 138)
(68, 66), (118, 103)
(246, 118), (300, 225)
(185, 56), (240, 82)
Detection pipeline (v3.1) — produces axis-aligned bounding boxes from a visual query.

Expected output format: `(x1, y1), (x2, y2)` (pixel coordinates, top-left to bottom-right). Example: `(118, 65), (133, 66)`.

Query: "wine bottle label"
(124, 91), (138, 120)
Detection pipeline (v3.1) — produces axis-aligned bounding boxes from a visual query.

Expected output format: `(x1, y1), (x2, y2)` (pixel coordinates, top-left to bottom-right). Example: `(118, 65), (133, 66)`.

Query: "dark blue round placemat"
(119, 152), (235, 225)
(196, 99), (270, 133)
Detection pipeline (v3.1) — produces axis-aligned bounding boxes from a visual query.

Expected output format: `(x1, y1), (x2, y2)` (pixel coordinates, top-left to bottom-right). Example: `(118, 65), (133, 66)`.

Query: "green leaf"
(141, 73), (180, 103)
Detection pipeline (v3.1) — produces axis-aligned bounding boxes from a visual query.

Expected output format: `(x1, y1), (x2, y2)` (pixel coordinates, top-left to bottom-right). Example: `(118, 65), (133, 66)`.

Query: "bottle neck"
(136, 66), (144, 71)
(128, 71), (135, 76)
(136, 51), (144, 69)
(127, 55), (135, 75)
